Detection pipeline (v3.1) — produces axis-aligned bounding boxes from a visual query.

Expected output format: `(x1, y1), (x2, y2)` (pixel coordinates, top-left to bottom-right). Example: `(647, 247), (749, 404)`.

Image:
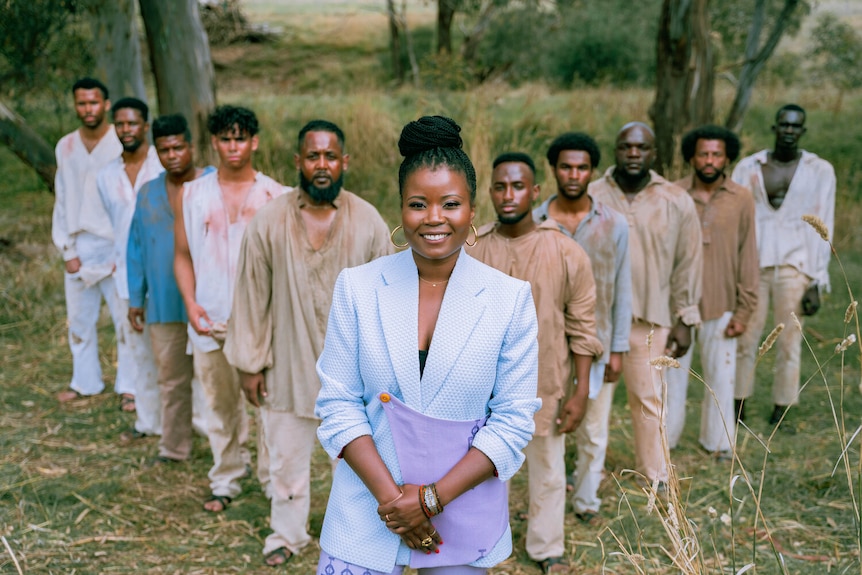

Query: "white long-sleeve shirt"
(731, 149), (835, 292)
(97, 146), (164, 300)
(52, 128), (122, 261)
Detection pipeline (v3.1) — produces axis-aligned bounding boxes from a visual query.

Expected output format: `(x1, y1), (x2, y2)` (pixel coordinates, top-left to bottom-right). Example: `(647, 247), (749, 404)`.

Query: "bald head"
(614, 121), (656, 185)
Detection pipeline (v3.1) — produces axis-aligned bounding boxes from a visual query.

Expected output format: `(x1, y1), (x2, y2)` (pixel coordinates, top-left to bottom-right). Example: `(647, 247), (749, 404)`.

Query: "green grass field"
(1, 3), (862, 574)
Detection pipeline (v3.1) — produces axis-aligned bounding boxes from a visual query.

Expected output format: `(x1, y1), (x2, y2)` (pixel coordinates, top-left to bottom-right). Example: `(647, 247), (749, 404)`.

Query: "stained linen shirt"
(674, 175), (759, 325)
(590, 167), (703, 328)
(224, 189), (393, 416)
(52, 127), (122, 260)
(97, 146), (165, 300)
(127, 167), (216, 323)
(731, 149), (835, 292)
(183, 170), (287, 353)
(533, 195), (632, 364)
(467, 220), (602, 436)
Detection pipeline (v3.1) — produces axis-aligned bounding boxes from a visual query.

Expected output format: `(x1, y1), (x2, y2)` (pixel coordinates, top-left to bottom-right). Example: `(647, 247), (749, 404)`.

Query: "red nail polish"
(435, 549), (440, 554)
(439, 540), (444, 545)
(425, 550), (431, 555)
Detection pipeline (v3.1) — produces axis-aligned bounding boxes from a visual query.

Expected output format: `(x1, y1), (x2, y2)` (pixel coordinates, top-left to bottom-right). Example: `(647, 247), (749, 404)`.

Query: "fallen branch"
(67, 535), (149, 546)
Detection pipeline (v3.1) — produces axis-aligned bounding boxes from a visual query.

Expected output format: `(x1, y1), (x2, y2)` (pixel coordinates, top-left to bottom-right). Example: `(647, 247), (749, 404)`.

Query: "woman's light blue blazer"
(315, 248), (540, 572)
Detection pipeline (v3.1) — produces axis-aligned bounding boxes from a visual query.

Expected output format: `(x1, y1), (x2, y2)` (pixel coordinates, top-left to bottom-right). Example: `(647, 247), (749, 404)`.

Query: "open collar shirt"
(97, 146), (165, 300)
(675, 175), (759, 325)
(182, 170), (287, 353)
(731, 149), (835, 292)
(533, 194), (632, 362)
(224, 189), (393, 415)
(127, 167), (216, 323)
(589, 167), (703, 328)
(467, 219), (602, 435)
(52, 127), (122, 260)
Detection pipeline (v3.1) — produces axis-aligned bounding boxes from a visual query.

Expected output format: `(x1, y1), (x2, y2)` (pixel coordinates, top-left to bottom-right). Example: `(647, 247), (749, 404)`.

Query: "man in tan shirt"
(468, 152), (602, 573)
(666, 125), (758, 459)
(590, 122), (702, 486)
(225, 120), (392, 567)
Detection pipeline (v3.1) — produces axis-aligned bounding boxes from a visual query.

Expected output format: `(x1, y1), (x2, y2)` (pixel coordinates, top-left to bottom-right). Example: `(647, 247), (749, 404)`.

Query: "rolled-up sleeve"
(471, 281), (541, 481)
(315, 269), (374, 459)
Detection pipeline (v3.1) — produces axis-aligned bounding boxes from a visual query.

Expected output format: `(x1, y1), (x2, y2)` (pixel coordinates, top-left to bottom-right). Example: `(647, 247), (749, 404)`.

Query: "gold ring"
(421, 536), (433, 548)
(429, 529), (438, 538)
(385, 514), (391, 522)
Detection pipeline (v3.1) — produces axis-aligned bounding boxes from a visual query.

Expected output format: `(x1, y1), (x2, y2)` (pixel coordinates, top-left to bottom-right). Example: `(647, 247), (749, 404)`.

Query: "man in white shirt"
(53, 77), (123, 404)
(732, 104), (836, 427)
(97, 96), (165, 438)
(175, 105), (286, 513)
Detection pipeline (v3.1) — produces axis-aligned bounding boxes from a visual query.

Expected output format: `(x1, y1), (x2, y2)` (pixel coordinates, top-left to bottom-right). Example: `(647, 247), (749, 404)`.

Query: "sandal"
(575, 511), (601, 526)
(57, 389), (83, 403)
(536, 556), (570, 574)
(119, 394), (136, 413)
(264, 546), (292, 567)
(203, 494), (232, 513)
(119, 428), (149, 443)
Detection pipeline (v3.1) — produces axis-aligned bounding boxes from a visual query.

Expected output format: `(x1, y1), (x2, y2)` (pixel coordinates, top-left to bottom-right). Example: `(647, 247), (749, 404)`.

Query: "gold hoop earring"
(465, 224), (478, 247)
(390, 225), (409, 249)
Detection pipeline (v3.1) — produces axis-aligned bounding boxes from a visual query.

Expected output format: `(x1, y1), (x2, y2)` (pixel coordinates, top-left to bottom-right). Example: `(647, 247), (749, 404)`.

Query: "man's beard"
(122, 139), (143, 153)
(695, 167), (724, 184)
(497, 210), (530, 226)
(300, 172), (343, 203)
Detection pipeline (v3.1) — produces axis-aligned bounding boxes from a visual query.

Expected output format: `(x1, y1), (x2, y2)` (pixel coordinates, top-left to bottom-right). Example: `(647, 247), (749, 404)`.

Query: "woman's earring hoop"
(465, 224), (478, 247)
(390, 225), (409, 249)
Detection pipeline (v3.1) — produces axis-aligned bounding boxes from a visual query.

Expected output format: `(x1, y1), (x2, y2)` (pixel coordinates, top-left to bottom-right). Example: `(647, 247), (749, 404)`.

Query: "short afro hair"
(152, 114), (191, 143)
(72, 77), (109, 100)
(207, 105), (259, 136)
(680, 124), (741, 163)
(112, 97), (149, 122)
(298, 119), (345, 151)
(493, 152), (536, 177)
(546, 132), (601, 168)
(775, 103), (806, 123)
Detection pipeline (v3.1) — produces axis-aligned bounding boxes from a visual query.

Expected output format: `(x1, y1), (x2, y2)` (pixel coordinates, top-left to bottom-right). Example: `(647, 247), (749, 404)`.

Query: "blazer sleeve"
(470, 280), (540, 481)
(315, 268), (374, 458)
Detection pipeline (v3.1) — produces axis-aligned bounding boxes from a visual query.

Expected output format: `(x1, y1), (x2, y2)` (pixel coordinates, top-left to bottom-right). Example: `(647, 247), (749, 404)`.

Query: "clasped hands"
(377, 484), (443, 553)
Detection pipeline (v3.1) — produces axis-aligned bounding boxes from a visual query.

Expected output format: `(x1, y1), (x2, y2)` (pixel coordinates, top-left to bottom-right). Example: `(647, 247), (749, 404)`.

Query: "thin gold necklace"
(418, 276), (449, 288)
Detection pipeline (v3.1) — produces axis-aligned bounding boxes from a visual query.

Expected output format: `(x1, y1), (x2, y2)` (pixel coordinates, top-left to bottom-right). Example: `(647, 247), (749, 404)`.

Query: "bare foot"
(203, 494), (231, 513)
(120, 394), (136, 412)
(264, 547), (292, 567)
(57, 390), (82, 402)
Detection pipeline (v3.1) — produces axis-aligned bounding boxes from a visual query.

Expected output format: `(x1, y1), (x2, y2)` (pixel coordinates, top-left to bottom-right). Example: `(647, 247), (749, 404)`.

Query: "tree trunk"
(651, 0), (713, 176)
(401, 0), (421, 87)
(139, 0), (217, 164)
(387, 0), (404, 83)
(0, 100), (57, 192)
(461, 1), (498, 64)
(87, 0), (147, 103)
(437, 0), (457, 54)
(725, 0), (800, 132)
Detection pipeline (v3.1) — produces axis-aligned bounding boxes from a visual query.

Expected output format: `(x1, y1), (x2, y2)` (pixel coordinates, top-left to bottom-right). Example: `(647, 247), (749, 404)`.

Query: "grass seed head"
(758, 323), (784, 357)
(845, 301), (857, 324)
(802, 214), (830, 241)
(650, 356), (681, 370)
(835, 333), (857, 354)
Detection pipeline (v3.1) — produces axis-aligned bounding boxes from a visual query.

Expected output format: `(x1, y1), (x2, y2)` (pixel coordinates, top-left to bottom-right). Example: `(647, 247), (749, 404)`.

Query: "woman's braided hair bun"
(396, 115), (476, 200)
(398, 115), (463, 158)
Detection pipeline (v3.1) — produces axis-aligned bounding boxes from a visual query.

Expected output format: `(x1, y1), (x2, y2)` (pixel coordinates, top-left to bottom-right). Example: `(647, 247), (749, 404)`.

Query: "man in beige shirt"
(468, 152), (602, 573)
(666, 125), (758, 459)
(225, 120), (392, 567)
(590, 122), (702, 486)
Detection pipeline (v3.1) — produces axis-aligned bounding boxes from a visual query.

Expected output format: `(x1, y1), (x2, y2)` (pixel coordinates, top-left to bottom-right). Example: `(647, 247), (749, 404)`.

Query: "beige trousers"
(259, 407), (318, 556)
(572, 382), (616, 514)
(523, 431), (567, 561)
(666, 312), (736, 452)
(193, 346), (255, 498)
(149, 323), (195, 460)
(735, 266), (810, 406)
(622, 322), (670, 483)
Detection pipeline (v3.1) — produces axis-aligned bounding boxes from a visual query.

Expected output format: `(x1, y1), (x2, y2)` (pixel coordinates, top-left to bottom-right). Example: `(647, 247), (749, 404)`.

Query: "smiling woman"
(313, 116), (541, 574)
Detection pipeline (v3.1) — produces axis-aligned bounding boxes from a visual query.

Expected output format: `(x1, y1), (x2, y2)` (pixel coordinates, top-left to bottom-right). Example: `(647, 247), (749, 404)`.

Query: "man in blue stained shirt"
(127, 114), (215, 463)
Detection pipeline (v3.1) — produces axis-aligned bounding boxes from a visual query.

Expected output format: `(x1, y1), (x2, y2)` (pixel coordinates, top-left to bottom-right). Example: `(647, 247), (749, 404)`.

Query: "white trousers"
(666, 312), (736, 452)
(259, 407), (318, 556)
(115, 296), (161, 435)
(572, 381), (616, 514)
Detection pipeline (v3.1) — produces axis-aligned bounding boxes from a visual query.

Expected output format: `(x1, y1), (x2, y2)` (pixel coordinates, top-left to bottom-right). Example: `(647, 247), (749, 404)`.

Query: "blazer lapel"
(421, 251), (487, 409)
(378, 252), (423, 409)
